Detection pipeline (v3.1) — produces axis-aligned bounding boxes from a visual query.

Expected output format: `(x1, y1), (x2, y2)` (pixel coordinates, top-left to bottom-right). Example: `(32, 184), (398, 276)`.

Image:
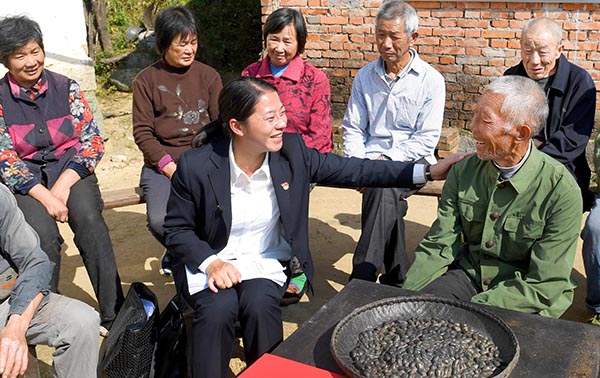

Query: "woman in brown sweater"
(132, 6), (222, 269)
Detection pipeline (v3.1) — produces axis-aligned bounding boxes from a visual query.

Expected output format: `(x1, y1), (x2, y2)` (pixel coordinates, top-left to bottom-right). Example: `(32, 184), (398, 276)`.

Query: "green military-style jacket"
(404, 143), (582, 318)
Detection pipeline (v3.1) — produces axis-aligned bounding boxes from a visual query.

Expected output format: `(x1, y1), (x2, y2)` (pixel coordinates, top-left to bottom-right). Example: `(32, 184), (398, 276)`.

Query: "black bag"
(98, 282), (159, 378)
(152, 294), (188, 378)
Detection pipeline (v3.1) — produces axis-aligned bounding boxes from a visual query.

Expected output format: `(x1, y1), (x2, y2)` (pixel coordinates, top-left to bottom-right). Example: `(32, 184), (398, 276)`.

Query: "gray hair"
(375, 0), (419, 35)
(484, 76), (548, 135)
(522, 17), (562, 45)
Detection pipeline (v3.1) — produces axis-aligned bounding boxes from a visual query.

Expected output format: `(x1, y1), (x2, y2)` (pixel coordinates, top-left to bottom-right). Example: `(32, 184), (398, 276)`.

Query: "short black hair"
(193, 77), (277, 146)
(0, 15), (44, 68)
(154, 6), (198, 57)
(263, 8), (307, 54)
(220, 76), (277, 127)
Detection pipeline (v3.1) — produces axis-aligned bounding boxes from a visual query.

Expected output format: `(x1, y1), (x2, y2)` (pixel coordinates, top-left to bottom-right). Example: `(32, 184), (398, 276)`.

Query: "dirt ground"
(33, 91), (593, 376)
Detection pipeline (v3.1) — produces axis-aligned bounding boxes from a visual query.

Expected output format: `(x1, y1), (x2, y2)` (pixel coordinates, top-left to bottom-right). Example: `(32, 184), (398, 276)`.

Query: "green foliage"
(101, 0), (262, 85)
(186, 0), (263, 76)
(106, 0), (180, 54)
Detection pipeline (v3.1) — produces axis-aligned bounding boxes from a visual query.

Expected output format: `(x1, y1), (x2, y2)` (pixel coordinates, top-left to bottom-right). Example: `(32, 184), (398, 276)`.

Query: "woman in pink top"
(242, 8), (334, 303)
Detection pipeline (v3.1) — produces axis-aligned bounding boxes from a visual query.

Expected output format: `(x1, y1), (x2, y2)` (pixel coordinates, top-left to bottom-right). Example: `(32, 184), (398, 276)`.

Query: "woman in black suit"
(164, 76), (467, 378)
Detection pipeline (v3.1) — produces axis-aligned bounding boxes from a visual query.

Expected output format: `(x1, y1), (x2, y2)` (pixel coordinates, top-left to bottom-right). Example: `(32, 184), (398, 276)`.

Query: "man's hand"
(205, 259), (242, 293)
(0, 315), (29, 378)
(429, 151), (475, 180)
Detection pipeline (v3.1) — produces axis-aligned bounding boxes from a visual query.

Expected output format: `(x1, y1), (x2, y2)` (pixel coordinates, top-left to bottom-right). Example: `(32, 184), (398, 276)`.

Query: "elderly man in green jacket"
(403, 75), (582, 318)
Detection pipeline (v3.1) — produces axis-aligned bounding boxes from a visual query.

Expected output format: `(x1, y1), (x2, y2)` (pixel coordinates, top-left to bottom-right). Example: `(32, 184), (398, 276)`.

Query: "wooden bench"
(100, 181), (444, 211)
(102, 187), (146, 210)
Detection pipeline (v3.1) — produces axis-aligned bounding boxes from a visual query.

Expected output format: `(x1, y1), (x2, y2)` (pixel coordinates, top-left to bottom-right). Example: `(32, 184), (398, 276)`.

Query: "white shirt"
(218, 144), (292, 262)
(342, 49), (446, 164)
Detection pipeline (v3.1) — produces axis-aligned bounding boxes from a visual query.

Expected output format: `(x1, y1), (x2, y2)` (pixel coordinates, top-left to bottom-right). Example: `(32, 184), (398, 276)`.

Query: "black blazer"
(164, 132), (416, 284)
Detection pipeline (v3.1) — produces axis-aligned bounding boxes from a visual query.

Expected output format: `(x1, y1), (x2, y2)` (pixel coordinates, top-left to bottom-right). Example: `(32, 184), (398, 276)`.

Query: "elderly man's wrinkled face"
(375, 18), (416, 70)
(469, 92), (521, 167)
(520, 28), (562, 80)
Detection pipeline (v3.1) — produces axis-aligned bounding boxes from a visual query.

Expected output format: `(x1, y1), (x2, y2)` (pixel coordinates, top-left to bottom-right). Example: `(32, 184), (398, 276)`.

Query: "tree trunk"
(90, 0), (112, 53)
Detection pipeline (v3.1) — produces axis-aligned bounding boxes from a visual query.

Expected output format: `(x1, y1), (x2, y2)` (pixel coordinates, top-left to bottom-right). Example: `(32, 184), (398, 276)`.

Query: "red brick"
(432, 28), (464, 37)
(415, 37), (441, 45)
(488, 58), (505, 66)
(514, 11), (533, 20)
(307, 0), (320, 5)
(481, 66), (505, 76)
(456, 19), (489, 28)
(323, 50), (350, 59)
(465, 47), (482, 56)
(568, 31), (588, 41)
(465, 29), (481, 38)
(349, 17), (364, 25)
(344, 41), (372, 50)
(491, 39), (507, 48)
(441, 19), (457, 27)
(463, 66), (481, 75)
(418, 45), (434, 54)
(419, 27), (433, 36)
(436, 65), (461, 73)
(410, 2), (443, 9)
(420, 18), (441, 27)
(508, 39), (521, 49)
(432, 10), (463, 18)
(303, 8), (327, 16)
(321, 34), (348, 43)
(440, 39), (456, 47)
(464, 11), (480, 18)
(421, 55), (439, 64)
(416, 10), (430, 18)
(433, 46), (465, 55)
(306, 41), (329, 50)
(349, 35), (364, 43)
(330, 42), (344, 50)
(564, 3), (600, 11)
(281, 0), (307, 5)
(491, 20), (510, 28)
(456, 39), (487, 47)
(482, 30), (516, 39)
(320, 16), (347, 24)
(458, 2), (490, 8)
(342, 25), (372, 34)
(440, 56), (455, 64)
(306, 50), (322, 58)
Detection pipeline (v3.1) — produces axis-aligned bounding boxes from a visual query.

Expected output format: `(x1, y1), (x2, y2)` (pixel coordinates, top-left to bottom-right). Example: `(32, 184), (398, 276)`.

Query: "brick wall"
(260, 1), (600, 128)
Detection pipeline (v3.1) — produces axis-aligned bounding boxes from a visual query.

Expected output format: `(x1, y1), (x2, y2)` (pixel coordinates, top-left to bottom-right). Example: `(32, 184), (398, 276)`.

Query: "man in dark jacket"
(504, 16), (596, 211)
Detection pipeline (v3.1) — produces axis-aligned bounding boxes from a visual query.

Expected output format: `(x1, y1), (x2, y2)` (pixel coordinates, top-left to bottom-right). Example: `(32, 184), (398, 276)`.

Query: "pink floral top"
(242, 55), (333, 153)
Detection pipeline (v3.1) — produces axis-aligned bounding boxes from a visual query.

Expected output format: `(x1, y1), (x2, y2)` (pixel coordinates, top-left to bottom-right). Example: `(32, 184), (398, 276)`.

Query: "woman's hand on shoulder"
(429, 151), (475, 180)
(205, 259), (242, 293)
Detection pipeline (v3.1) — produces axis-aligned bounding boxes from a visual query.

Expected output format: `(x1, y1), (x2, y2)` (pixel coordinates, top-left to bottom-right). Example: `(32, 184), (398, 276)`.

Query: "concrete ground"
(33, 185), (592, 376)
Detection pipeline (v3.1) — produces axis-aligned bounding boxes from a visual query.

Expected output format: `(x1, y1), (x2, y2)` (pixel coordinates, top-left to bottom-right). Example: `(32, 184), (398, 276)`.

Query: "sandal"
(280, 272), (308, 306)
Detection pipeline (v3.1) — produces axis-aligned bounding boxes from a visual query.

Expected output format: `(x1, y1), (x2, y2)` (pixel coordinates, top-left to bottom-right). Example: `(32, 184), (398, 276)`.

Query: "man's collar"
(496, 141), (542, 194)
(376, 48), (423, 78)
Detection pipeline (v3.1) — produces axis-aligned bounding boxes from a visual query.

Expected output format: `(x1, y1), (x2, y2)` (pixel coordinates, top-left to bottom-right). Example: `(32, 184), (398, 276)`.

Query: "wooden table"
(273, 279), (600, 377)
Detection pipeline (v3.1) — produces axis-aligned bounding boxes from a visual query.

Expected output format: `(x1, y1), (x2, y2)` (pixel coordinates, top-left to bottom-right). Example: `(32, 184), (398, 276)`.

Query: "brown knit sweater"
(132, 60), (222, 166)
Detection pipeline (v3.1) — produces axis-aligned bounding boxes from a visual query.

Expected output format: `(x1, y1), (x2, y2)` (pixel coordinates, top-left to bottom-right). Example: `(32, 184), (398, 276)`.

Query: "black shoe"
(160, 249), (173, 277)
